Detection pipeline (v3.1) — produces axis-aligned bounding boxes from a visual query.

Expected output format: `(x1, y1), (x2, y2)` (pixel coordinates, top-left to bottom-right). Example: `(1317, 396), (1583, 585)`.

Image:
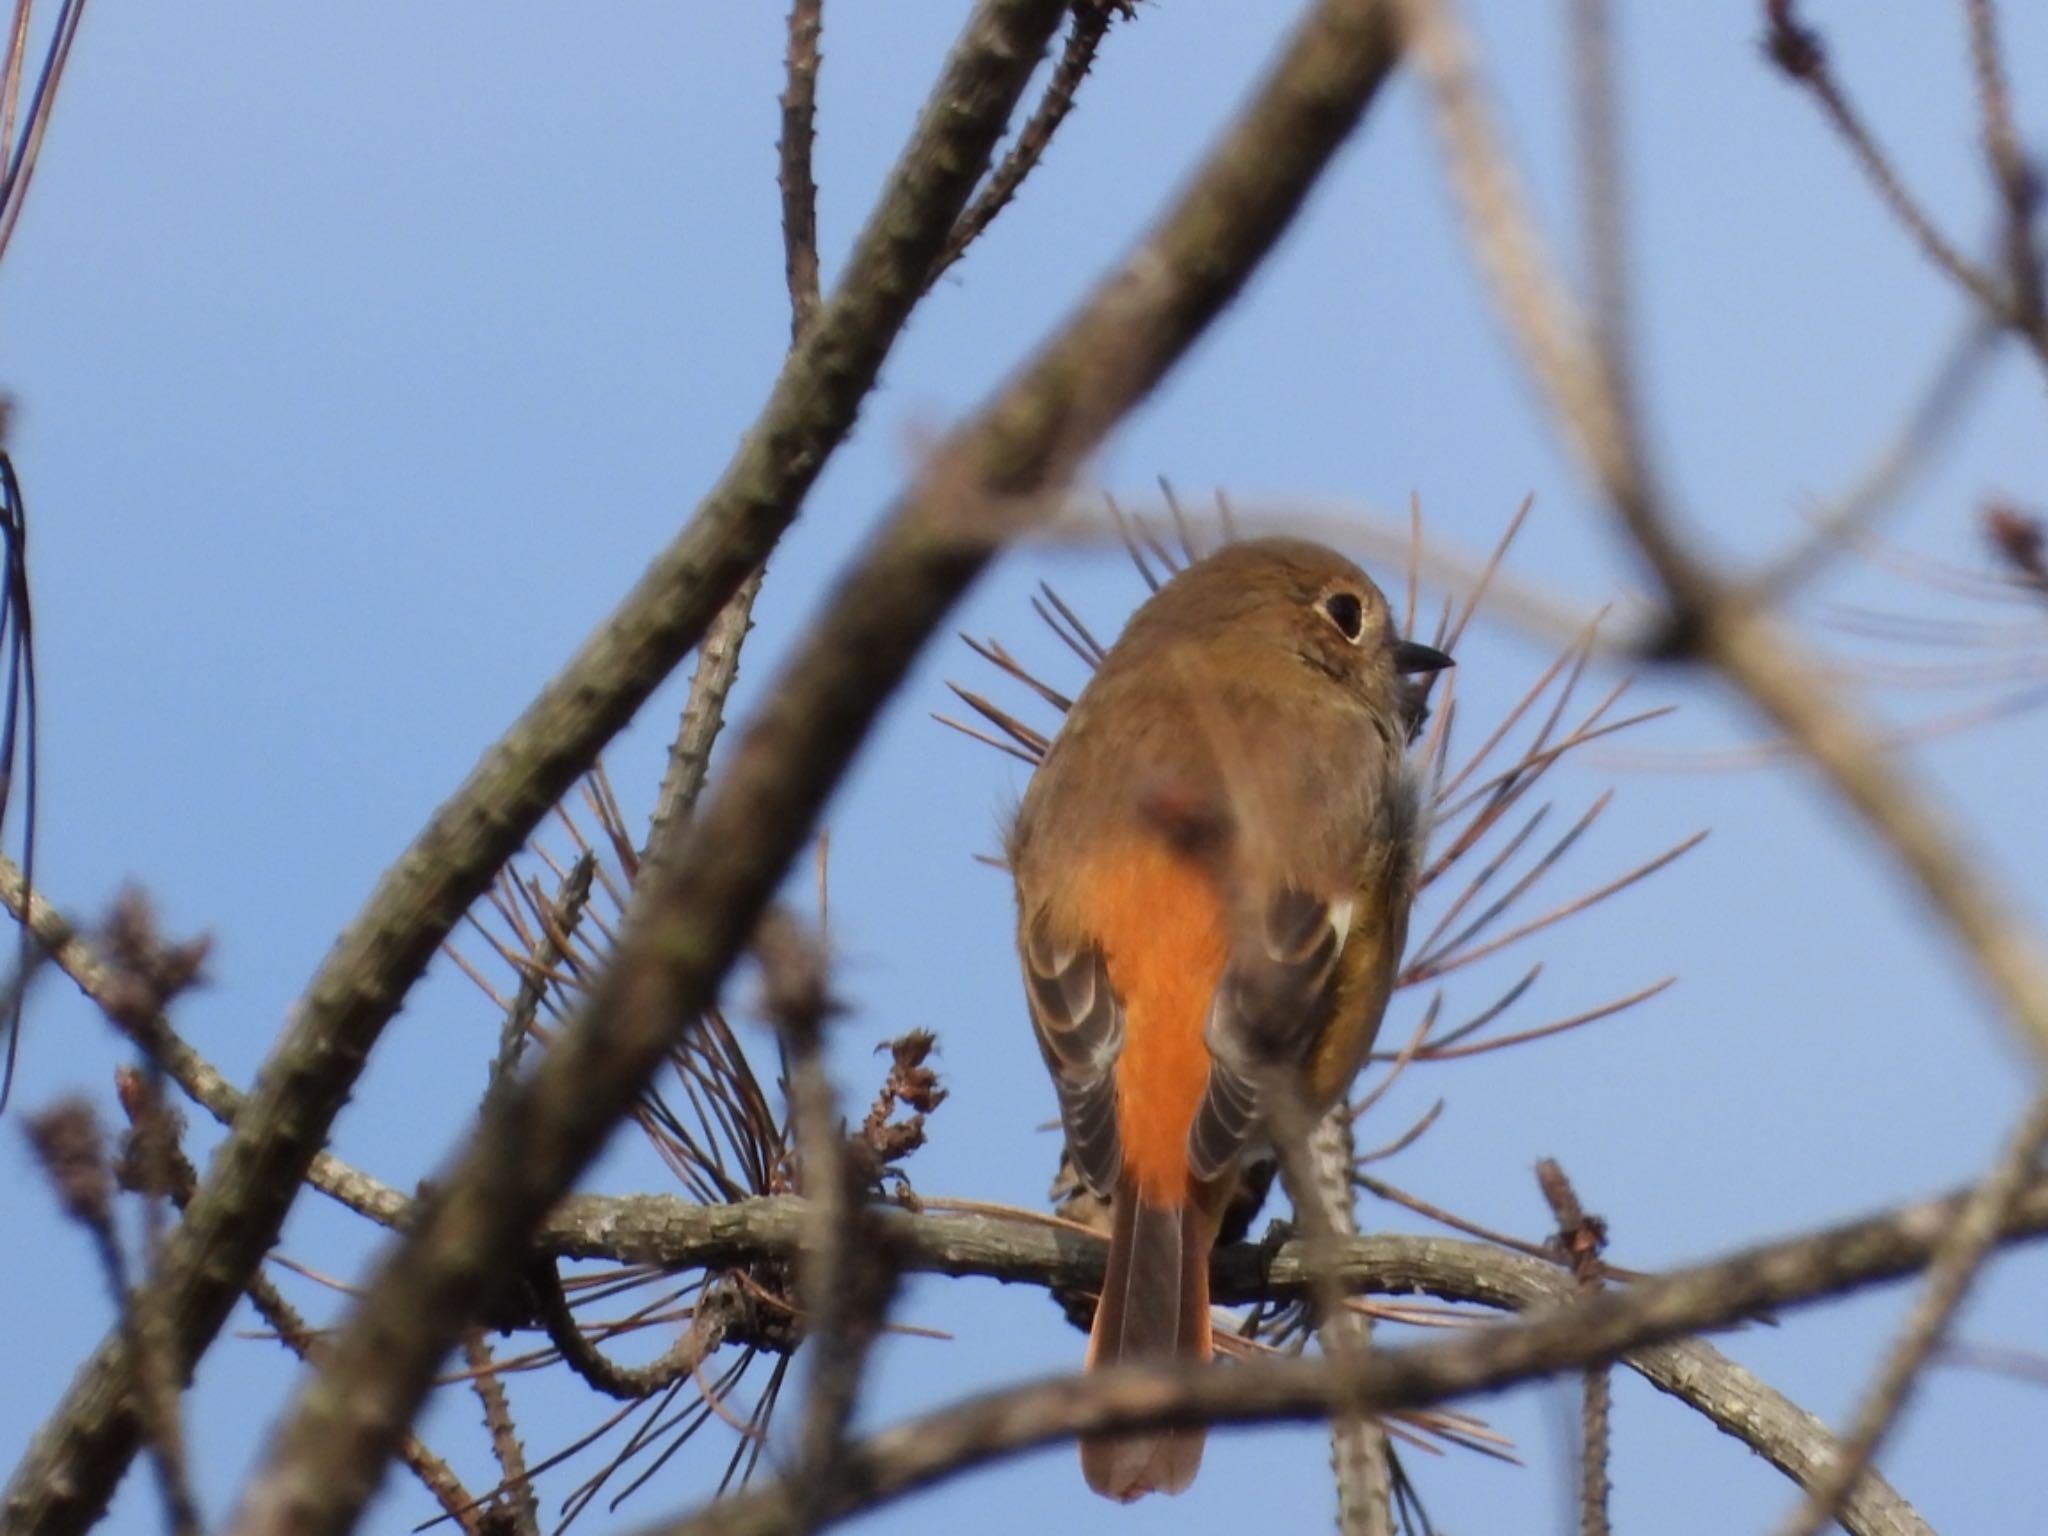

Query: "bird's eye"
(1321, 590), (1366, 643)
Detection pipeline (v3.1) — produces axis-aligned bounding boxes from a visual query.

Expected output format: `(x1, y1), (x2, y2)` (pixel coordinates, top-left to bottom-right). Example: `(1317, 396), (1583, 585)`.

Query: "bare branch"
(2, 4), (1075, 1526)
(1404, 0), (2048, 1062)
(217, 9), (1404, 1535)
(616, 1175), (2001, 1536)
(778, 0), (825, 344)
(1568, 0), (1634, 427)
(932, 1), (1125, 282)
(647, 570), (767, 869)
(463, 1333), (539, 1536)
(755, 906), (896, 1535)
(0, 444), (39, 1115)
(1536, 1159), (1610, 1536)
(645, 0), (829, 873)
(1958, 0), (2043, 333)
(26, 1098), (196, 1536)
(1760, 0), (2047, 366)
(0, 856), (411, 1230)
(111, 1076), (478, 1533)
(1402, 8), (2048, 1533)
(1303, 1109), (1393, 1536)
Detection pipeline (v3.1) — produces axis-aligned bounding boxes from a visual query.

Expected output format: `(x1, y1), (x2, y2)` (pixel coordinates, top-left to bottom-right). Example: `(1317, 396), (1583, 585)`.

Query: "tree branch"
(1302, 1107), (1393, 1536)
(1, 5), (1073, 1530)
(931, 0), (1122, 283)
(1399, 3), (2048, 1529)
(220, 6), (1403, 1534)
(0, 856), (411, 1230)
(645, 0), (828, 871)
(1401, 0), (2048, 1065)
(614, 1172), (2015, 1536)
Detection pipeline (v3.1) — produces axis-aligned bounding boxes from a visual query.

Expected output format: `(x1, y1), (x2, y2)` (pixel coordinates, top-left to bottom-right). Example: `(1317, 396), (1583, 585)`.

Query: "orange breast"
(1074, 838), (1229, 1206)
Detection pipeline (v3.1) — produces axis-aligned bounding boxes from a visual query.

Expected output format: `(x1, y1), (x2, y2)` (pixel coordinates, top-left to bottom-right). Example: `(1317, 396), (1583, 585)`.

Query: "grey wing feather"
(1187, 888), (1346, 1183)
(1021, 910), (1124, 1195)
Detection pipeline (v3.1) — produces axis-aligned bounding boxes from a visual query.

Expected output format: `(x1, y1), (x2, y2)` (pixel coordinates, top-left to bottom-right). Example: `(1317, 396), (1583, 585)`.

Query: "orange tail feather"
(1081, 1180), (1213, 1500)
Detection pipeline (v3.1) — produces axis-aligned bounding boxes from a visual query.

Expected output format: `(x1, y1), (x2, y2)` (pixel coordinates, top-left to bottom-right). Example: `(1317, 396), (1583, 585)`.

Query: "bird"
(1006, 536), (1451, 1500)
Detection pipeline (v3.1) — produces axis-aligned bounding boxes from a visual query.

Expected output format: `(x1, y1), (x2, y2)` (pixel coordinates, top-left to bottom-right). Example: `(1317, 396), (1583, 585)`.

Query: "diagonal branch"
(0, 5), (1074, 1530)
(1959, 0), (2044, 335)
(1761, 2), (2010, 324)
(930, 0), (1123, 283)
(1400, 0), (2048, 1066)
(0, 857), (412, 1230)
(220, 6), (1404, 1535)
(1399, 2), (2048, 1532)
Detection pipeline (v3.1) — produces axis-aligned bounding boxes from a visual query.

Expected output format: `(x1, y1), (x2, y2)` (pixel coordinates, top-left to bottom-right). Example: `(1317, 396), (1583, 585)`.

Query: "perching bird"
(1007, 537), (1450, 1500)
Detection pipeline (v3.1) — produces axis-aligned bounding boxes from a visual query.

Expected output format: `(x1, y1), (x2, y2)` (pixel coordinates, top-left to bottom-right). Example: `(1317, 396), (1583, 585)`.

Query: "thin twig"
(463, 1333), (540, 1536)
(1568, 0), (1633, 450)
(0, 0), (88, 267)
(110, 1083), (481, 1534)
(0, 856), (413, 1229)
(1406, 0), (2048, 1064)
(646, 570), (765, 869)
(0, 0), (35, 163)
(932, 0), (1122, 282)
(528, 1260), (713, 1401)
(778, 0), (825, 343)
(1959, 0), (2044, 336)
(1355, 1172), (1562, 1266)
(1405, 10), (2048, 1534)
(1303, 1108), (1394, 1536)
(27, 1098), (199, 1536)
(757, 909), (896, 1534)
(1537, 1159), (1610, 1536)
(1754, 320), (1998, 598)
(1761, 2), (2012, 325)
(642, 0), (828, 869)
(0, 447), (38, 1115)
(483, 853), (596, 1112)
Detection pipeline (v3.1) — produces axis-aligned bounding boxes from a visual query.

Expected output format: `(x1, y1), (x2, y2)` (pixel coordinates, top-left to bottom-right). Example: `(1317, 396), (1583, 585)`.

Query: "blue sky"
(4, 3), (2046, 1533)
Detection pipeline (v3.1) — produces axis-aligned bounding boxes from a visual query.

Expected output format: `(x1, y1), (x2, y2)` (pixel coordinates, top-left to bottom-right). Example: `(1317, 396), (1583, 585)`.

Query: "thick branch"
(535, 1176), (2048, 1308)
(613, 1174), (2015, 1536)
(534, 1171), (2042, 1536)
(223, 7), (1403, 1535)
(1, 6), (1072, 1530)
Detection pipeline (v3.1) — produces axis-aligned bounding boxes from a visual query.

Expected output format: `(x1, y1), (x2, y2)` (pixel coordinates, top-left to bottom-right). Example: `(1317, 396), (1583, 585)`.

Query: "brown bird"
(1007, 537), (1450, 1500)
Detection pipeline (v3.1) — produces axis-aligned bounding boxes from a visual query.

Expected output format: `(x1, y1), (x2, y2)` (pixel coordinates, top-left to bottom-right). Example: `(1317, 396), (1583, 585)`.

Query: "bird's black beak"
(1392, 639), (1454, 675)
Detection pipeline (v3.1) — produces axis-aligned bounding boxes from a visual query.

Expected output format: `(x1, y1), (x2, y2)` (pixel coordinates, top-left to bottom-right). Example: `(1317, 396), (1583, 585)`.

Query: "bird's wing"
(1186, 887), (1351, 1183)
(1020, 906), (1125, 1196)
